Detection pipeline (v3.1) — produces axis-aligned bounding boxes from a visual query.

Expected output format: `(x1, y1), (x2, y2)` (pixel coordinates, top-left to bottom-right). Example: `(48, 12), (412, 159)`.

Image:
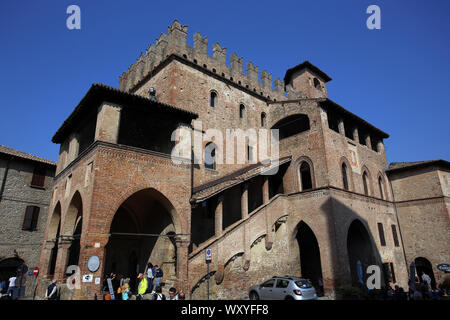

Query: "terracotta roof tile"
(191, 156), (291, 203)
(0, 145), (56, 166)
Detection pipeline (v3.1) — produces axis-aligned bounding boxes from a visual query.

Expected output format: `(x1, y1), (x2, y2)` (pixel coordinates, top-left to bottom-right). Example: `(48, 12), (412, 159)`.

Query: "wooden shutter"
(31, 166), (46, 187)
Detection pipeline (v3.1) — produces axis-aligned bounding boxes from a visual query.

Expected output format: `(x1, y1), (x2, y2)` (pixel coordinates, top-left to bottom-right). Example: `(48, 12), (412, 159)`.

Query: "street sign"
(437, 264), (450, 273)
(106, 278), (116, 300)
(33, 267), (39, 276)
(82, 274), (93, 283)
(28, 270), (33, 276)
(206, 248), (212, 263)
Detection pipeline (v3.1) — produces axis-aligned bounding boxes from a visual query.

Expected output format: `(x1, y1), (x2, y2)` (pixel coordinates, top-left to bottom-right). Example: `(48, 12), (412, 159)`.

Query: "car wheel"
(249, 292), (260, 300)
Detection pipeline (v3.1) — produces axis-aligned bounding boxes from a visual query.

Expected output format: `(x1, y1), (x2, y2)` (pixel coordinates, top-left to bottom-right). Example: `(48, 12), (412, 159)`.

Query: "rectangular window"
(23, 206), (40, 231)
(31, 166), (46, 188)
(391, 225), (400, 247)
(377, 222), (386, 246)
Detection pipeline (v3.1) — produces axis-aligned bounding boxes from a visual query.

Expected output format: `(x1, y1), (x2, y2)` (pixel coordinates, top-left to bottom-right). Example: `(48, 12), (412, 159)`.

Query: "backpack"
(157, 293), (166, 300)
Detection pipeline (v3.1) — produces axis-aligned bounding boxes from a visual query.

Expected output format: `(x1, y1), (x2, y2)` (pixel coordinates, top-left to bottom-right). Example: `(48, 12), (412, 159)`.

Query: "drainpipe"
(0, 156), (13, 202)
(387, 175), (410, 283)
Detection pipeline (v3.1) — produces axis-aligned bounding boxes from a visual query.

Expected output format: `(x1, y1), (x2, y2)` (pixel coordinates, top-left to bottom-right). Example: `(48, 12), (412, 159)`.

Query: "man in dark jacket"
(45, 279), (58, 300)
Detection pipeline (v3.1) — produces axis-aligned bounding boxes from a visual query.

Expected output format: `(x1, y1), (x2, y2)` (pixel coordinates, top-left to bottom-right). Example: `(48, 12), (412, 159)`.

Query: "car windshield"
(295, 280), (312, 288)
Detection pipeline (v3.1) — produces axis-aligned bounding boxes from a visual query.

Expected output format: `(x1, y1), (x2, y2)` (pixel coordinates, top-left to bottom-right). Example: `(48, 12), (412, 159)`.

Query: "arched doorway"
(0, 258), (24, 284)
(104, 188), (178, 292)
(64, 192), (83, 272)
(67, 218), (82, 267)
(296, 222), (323, 293)
(347, 220), (378, 286)
(47, 203), (61, 276)
(415, 257), (436, 289)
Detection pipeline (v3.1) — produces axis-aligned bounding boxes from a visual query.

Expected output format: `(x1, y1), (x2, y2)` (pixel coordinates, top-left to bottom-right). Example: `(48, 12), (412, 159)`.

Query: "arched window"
(363, 172), (369, 195)
(239, 104), (245, 118)
(378, 176), (384, 200)
(205, 142), (216, 170)
(261, 112), (266, 127)
(300, 162), (313, 191)
(342, 163), (349, 191)
(210, 92), (217, 107)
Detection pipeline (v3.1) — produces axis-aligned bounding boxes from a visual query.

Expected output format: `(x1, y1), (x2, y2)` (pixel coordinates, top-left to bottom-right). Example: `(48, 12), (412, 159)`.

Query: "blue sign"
(437, 264), (450, 273)
(206, 248), (212, 262)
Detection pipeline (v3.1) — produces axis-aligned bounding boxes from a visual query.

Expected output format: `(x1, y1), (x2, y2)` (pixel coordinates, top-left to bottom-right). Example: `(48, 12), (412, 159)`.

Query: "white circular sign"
(87, 256), (100, 272)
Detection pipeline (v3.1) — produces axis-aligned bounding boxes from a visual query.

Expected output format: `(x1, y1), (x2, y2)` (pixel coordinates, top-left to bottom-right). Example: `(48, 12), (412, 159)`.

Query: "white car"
(249, 276), (318, 300)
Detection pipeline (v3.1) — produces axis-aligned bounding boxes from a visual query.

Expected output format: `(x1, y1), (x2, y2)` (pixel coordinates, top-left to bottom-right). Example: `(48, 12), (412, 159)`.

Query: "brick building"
(0, 145), (56, 298)
(35, 20), (448, 299)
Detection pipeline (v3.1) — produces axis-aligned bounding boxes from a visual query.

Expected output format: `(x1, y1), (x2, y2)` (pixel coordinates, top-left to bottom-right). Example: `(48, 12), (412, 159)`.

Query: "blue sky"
(0, 0), (449, 163)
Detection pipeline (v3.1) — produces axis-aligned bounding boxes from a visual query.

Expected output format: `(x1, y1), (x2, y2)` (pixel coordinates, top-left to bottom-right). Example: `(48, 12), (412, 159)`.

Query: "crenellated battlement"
(119, 20), (286, 100)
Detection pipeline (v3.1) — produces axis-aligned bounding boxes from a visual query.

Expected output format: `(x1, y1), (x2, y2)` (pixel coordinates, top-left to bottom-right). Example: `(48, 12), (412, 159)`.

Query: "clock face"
(87, 256), (100, 272)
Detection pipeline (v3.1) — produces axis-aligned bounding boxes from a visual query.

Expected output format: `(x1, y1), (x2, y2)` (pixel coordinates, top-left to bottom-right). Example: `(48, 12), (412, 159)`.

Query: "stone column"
(338, 118), (345, 136)
(241, 183), (248, 219)
(75, 234), (111, 300)
(215, 195), (224, 237)
(365, 135), (372, 150)
(95, 102), (122, 144)
(377, 140), (385, 153)
(54, 236), (73, 281)
(262, 176), (269, 203)
(40, 240), (57, 277)
(68, 133), (79, 163)
(353, 127), (359, 143)
(175, 235), (190, 296)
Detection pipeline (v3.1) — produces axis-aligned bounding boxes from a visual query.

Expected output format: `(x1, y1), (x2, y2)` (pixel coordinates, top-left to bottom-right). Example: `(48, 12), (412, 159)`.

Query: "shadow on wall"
(320, 196), (386, 292)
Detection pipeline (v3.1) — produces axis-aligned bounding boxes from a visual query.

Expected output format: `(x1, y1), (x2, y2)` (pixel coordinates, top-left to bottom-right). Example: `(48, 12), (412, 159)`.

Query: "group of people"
(380, 272), (446, 301)
(406, 272), (446, 300)
(103, 263), (186, 300)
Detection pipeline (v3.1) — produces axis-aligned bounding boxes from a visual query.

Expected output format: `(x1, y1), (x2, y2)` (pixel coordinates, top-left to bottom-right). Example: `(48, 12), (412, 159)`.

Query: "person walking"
(153, 265), (163, 292)
(146, 263), (155, 292)
(178, 291), (186, 300)
(121, 283), (130, 300)
(137, 273), (148, 300)
(7, 275), (16, 298)
(421, 272), (432, 291)
(168, 287), (178, 300)
(44, 279), (58, 300)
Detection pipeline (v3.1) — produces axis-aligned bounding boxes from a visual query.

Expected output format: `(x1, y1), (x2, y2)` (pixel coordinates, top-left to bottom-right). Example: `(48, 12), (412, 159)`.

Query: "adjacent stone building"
(0, 145), (56, 298)
(35, 20), (448, 300)
(387, 160), (450, 289)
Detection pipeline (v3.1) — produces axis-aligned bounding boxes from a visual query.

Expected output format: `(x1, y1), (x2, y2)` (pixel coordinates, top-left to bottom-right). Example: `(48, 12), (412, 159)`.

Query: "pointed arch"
(361, 165), (372, 196)
(339, 157), (354, 191)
